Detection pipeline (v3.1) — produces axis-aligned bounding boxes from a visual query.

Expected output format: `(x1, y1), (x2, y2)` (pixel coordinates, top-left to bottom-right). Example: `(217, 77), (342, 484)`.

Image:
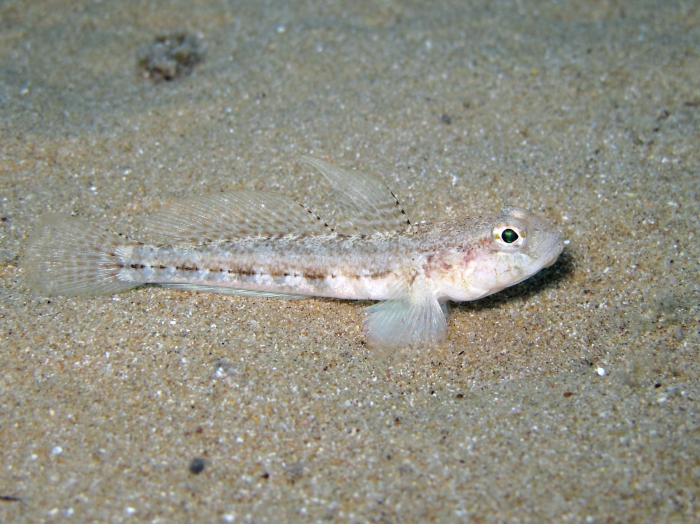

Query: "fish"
(22, 155), (564, 349)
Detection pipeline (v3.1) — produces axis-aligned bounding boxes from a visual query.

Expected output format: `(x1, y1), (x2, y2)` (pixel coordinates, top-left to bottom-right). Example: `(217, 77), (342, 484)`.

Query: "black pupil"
(502, 229), (518, 243)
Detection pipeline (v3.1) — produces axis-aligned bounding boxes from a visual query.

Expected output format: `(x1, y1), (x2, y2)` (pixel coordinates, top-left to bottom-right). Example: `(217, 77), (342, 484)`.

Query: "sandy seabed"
(1, 0), (699, 522)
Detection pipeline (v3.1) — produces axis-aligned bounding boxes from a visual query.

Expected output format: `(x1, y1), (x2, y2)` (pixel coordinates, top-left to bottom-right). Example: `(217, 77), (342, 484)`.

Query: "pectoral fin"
(363, 294), (447, 350)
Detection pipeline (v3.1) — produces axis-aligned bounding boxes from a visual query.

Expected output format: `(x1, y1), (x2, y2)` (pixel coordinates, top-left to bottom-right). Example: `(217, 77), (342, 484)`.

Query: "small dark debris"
(285, 462), (304, 484)
(397, 464), (413, 475)
(455, 393), (464, 399)
(0, 216), (8, 222)
(563, 391), (574, 398)
(0, 495), (22, 502)
(188, 457), (206, 474)
(655, 383), (662, 388)
(440, 114), (452, 125)
(137, 32), (204, 81)
(261, 471), (270, 479)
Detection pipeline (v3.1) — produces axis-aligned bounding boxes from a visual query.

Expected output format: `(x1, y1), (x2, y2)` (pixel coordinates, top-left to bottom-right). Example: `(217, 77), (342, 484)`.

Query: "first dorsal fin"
(143, 191), (330, 244)
(300, 155), (412, 235)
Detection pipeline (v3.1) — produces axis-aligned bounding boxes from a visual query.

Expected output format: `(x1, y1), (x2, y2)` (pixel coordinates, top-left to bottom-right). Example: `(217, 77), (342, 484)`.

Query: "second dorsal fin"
(143, 191), (330, 244)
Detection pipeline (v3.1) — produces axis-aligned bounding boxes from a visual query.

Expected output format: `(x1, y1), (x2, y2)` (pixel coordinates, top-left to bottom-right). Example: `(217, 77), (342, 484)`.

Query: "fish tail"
(22, 213), (138, 297)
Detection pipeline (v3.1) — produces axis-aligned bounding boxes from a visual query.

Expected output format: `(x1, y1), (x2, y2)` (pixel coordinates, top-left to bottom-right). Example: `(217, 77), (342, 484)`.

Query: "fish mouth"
(504, 233), (564, 288)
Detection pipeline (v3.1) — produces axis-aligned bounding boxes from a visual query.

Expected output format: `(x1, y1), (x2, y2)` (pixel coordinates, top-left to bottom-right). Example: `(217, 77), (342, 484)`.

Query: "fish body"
(23, 156), (563, 349)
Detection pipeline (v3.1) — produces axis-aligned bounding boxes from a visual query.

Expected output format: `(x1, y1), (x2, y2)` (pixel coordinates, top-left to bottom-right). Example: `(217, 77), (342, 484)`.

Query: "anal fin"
(158, 282), (310, 299)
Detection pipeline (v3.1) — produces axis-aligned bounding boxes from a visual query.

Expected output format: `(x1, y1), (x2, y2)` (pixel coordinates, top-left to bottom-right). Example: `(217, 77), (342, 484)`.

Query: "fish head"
(441, 206), (563, 302)
(480, 205), (563, 294)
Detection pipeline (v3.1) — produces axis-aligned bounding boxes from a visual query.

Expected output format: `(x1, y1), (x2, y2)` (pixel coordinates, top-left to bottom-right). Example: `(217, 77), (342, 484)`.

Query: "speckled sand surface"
(1, 0), (699, 522)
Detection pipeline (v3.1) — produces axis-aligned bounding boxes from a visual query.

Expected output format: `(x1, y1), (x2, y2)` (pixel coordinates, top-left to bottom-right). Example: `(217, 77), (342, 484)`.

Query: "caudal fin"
(22, 214), (138, 297)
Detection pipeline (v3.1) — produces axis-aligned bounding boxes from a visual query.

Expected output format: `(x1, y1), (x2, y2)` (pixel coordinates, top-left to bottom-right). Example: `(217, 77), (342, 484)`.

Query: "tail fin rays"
(22, 214), (138, 297)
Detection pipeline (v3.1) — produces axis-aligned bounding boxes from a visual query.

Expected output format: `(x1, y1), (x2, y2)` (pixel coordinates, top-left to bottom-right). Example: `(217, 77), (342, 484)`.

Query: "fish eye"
(493, 222), (526, 249)
(501, 228), (518, 244)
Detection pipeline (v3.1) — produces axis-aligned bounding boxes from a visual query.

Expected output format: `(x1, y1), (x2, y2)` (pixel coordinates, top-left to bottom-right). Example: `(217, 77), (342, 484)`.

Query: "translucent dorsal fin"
(143, 191), (330, 244)
(300, 155), (412, 235)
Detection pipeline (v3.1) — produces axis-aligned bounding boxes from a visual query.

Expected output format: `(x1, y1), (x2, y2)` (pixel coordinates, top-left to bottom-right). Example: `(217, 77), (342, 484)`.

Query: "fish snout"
(539, 229), (564, 269)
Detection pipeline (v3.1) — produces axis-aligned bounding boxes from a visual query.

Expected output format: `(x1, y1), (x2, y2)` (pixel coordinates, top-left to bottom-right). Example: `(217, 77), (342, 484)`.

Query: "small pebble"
(189, 457), (206, 474)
